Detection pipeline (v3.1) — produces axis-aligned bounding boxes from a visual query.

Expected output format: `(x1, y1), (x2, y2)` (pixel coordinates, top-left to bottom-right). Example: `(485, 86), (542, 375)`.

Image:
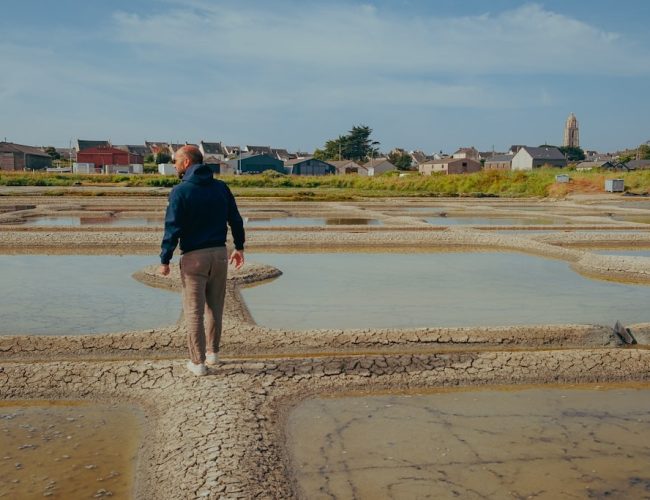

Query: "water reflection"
(241, 253), (650, 329)
(0, 255), (179, 335)
(288, 386), (650, 499)
(21, 216), (162, 227)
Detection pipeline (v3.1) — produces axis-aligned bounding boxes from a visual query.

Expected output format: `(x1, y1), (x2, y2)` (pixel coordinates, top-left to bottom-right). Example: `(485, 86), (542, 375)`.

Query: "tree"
(44, 146), (60, 160)
(558, 146), (585, 162)
(154, 150), (172, 164)
(315, 125), (380, 162)
(637, 144), (650, 160)
(388, 151), (413, 170)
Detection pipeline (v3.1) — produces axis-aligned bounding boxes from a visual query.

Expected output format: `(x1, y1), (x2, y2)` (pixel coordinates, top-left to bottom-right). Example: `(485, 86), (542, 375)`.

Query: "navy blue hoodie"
(160, 164), (245, 265)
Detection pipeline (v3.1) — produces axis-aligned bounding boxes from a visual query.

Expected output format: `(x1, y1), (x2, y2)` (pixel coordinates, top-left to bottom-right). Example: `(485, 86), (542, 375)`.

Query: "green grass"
(2, 168), (649, 198)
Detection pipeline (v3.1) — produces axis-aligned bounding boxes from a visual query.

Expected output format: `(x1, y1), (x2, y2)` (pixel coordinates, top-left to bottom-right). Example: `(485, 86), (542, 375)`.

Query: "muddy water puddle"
(288, 385), (650, 499)
(0, 255), (179, 335)
(245, 217), (381, 227)
(21, 216), (162, 227)
(0, 401), (141, 499)
(242, 253), (650, 329)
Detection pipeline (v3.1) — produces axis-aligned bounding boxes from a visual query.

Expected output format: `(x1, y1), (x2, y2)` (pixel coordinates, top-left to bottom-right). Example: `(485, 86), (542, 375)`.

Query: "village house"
(199, 141), (227, 162)
(115, 145), (148, 162)
(328, 160), (367, 175)
(511, 146), (567, 170)
(483, 154), (513, 171)
(0, 142), (52, 170)
(419, 158), (482, 175)
(77, 145), (143, 170)
(409, 150), (428, 167)
(365, 158), (397, 176)
(575, 160), (616, 171)
(452, 147), (480, 161)
(285, 157), (335, 176)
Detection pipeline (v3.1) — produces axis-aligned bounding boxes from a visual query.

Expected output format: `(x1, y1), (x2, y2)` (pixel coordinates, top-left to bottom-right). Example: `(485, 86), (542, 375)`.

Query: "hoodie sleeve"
(160, 188), (184, 264)
(226, 185), (245, 251)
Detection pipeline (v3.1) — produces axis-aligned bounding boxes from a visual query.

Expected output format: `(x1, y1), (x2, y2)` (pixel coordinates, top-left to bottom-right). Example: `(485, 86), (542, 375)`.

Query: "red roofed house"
(77, 145), (143, 168)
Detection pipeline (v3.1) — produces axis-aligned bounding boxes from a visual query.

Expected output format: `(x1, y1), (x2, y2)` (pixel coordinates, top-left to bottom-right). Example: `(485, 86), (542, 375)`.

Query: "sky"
(1, 1), (649, 153)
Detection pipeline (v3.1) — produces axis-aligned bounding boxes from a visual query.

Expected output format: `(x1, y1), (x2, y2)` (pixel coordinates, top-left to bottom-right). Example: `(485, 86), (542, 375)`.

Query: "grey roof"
(77, 139), (110, 151)
(116, 145), (148, 156)
(145, 141), (170, 153)
(285, 157), (336, 167)
(0, 142), (51, 157)
(520, 146), (565, 160)
(201, 141), (226, 155)
(484, 154), (513, 163)
(271, 148), (290, 160)
(246, 145), (272, 155)
(626, 159), (650, 169)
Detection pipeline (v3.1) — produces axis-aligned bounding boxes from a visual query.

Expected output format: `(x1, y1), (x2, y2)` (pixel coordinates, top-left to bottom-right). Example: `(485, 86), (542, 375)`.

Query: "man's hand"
(158, 264), (170, 276)
(229, 250), (245, 270)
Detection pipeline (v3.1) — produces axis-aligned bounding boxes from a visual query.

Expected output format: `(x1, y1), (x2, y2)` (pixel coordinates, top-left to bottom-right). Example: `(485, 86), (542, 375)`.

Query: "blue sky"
(1, 1), (649, 153)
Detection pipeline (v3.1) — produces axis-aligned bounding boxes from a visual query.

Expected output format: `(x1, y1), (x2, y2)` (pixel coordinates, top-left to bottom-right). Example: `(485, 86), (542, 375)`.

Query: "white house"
(511, 146), (567, 171)
(366, 158), (397, 176)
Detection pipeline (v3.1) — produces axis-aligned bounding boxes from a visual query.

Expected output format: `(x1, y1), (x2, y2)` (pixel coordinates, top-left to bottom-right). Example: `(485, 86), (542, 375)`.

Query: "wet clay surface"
(288, 385), (650, 499)
(0, 401), (141, 499)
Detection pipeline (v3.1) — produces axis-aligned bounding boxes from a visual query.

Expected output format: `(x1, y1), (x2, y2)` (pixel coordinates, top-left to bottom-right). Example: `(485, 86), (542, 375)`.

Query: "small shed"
(605, 179), (624, 192)
(158, 163), (176, 175)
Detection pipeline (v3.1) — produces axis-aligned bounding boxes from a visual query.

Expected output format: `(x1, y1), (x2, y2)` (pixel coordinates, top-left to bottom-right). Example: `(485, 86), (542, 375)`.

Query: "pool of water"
(22, 216), (162, 227)
(0, 255), (180, 335)
(288, 386), (650, 499)
(245, 217), (381, 227)
(611, 215), (650, 224)
(595, 249), (650, 257)
(241, 253), (650, 329)
(0, 401), (141, 499)
(424, 216), (563, 225)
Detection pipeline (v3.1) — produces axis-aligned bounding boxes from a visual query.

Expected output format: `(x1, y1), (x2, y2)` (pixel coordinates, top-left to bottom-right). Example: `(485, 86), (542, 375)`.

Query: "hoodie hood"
(183, 164), (214, 185)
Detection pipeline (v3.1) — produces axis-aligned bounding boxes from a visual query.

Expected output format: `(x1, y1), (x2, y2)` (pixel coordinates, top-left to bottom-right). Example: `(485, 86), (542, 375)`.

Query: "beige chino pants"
(179, 246), (228, 364)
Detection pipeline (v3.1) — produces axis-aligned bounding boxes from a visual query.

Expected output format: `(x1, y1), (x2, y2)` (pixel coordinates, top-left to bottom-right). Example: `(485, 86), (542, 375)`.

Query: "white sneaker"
(187, 360), (207, 376)
(205, 352), (220, 366)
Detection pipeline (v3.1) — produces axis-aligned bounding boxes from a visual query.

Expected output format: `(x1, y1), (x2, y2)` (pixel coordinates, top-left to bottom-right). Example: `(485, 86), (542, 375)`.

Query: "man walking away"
(158, 145), (245, 376)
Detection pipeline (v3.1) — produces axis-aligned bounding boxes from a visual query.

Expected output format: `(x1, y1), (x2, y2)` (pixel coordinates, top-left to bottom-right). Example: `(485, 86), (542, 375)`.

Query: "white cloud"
(111, 2), (648, 75)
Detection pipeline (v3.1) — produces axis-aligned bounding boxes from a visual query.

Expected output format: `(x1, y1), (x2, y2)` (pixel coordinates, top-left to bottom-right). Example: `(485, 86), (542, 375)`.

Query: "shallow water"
(611, 214), (650, 224)
(245, 217), (381, 227)
(424, 216), (560, 225)
(0, 401), (141, 499)
(0, 255), (179, 335)
(22, 216), (162, 227)
(288, 385), (650, 500)
(241, 252), (650, 329)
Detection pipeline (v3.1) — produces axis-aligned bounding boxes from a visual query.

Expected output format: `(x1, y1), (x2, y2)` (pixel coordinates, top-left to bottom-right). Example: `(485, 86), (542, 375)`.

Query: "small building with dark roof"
(511, 146), (566, 170)
(0, 142), (52, 170)
(626, 159), (650, 170)
(285, 157), (335, 176)
(225, 153), (285, 174)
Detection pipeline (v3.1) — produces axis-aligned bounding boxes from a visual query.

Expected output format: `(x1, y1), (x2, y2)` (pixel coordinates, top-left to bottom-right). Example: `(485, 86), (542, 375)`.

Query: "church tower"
(563, 112), (579, 148)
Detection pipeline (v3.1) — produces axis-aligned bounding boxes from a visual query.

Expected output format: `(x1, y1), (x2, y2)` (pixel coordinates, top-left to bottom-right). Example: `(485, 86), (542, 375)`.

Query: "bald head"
(176, 145), (203, 165)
